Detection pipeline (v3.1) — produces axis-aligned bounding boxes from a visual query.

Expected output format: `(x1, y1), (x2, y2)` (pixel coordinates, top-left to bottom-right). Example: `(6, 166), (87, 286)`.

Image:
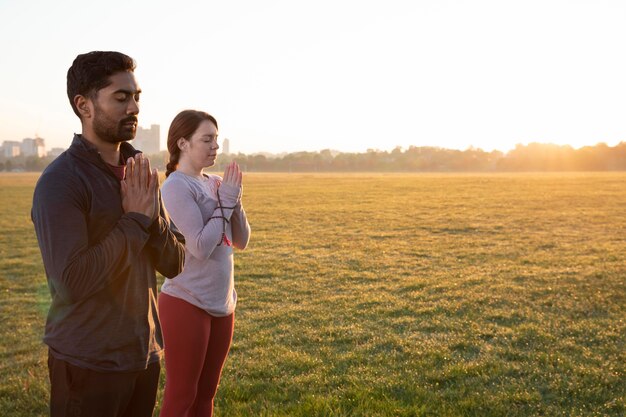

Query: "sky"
(1, 0), (625, 154)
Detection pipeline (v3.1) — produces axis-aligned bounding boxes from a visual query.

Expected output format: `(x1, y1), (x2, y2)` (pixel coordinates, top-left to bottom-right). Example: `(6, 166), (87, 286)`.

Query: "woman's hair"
(165, 110), (218, 177)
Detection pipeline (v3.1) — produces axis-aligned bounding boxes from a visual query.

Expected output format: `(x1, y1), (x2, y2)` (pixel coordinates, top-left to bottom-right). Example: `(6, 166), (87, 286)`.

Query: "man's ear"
(74, 95), (91, 119)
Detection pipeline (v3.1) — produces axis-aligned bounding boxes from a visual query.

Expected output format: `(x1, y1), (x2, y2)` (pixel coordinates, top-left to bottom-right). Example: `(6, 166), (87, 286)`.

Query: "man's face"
(89, 71), (141, 144)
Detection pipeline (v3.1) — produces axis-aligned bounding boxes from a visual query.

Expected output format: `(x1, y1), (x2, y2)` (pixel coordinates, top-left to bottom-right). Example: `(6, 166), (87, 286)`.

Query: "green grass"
(0, 173), (50, 416)
(1, 172), (624, 416)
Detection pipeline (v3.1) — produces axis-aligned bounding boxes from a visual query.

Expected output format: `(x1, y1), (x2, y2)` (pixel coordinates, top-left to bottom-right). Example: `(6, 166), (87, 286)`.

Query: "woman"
(158, 110), (250, 417)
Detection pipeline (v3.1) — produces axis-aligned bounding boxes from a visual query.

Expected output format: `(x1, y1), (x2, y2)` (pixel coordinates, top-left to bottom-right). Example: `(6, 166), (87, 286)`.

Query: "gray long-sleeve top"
(31, 134), (185, 372)
(160, 171), (250, 316)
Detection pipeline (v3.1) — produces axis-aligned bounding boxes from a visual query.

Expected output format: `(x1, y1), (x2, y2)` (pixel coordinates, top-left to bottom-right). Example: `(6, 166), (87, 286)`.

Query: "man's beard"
(92, 104), (137, 144)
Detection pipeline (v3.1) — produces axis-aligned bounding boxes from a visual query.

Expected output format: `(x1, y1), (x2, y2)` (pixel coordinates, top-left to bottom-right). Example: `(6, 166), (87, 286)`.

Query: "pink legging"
(158, 292), (234, 417)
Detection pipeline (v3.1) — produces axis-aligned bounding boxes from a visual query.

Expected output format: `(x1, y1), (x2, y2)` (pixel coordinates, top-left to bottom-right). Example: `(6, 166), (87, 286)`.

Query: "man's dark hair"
(67, 51), (136, 118)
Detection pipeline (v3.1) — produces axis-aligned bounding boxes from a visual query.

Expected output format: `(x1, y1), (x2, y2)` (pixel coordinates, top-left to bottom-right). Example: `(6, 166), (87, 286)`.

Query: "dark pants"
(48, 351), (160, 417)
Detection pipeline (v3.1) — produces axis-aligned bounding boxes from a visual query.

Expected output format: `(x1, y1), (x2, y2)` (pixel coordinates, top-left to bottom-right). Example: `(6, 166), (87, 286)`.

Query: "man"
(31, 51), (185, 417)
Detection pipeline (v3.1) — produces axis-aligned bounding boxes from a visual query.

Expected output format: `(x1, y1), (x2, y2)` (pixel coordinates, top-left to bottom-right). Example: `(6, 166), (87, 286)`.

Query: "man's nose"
(127, 98), (139, 114)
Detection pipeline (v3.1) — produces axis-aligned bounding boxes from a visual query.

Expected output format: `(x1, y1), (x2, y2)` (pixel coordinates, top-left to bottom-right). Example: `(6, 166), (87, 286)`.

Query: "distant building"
(2, 141), (21, 158)
(48, 147), (65, 159)
(133, 124), (160, 155)
(222, 138), (230, 155)
(21, 137), (47, 157)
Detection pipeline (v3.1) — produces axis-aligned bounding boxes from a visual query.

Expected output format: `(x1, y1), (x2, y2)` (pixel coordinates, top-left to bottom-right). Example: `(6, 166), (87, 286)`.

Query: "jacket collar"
(69, 134), (142, 163)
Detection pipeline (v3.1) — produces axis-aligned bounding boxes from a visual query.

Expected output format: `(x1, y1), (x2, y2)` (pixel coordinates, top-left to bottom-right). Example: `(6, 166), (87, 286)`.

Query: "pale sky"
(1, 0), (625, 154)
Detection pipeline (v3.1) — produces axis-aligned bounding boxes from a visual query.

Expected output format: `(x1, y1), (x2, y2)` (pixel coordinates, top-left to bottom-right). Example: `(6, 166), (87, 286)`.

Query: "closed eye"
(114, 90), (141, 102)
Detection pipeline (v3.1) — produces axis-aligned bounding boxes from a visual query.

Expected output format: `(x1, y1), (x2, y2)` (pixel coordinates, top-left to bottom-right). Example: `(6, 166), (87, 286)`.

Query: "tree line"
(205, 142), (626, 172)
(1, 142), (625, 172)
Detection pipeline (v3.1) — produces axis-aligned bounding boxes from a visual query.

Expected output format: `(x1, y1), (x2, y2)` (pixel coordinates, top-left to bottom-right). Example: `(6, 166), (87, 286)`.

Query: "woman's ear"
(177, 137), (187, 151)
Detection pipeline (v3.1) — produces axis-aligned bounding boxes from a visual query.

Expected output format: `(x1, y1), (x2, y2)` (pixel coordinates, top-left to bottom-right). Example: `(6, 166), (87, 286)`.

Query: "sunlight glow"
(1, 0), (625, 154)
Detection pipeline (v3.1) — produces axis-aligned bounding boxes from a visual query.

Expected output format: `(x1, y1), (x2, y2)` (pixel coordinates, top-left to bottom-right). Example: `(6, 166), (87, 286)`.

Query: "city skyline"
(4, 130), (624, 161)
(2, 1), (626, 154)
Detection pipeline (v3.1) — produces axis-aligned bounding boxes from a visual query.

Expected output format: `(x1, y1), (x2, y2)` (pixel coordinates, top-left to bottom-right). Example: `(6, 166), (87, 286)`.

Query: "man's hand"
(121, 154), (158, 221)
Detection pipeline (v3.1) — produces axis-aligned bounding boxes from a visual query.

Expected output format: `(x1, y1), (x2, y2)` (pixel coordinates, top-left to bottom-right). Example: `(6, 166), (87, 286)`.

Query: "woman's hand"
(222, 161), (242, 189)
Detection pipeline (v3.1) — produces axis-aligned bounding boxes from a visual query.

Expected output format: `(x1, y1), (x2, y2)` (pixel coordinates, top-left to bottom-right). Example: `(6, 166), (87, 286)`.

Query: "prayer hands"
(222, 161), (242, 189)
(121, 154), (159, 221)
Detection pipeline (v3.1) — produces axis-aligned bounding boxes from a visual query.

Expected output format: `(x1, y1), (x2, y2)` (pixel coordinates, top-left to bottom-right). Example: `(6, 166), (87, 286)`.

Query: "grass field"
(1, 172), (624, 416)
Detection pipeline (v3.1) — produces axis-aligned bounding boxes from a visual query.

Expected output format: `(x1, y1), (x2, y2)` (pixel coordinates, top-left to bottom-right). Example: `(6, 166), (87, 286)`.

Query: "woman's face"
(182, 119), (219, 169)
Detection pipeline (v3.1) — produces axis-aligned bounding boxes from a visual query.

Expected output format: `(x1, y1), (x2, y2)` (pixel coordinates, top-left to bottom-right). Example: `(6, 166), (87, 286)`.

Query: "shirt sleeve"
(31, 170), (153, 304)
(230, 202), (251, 250)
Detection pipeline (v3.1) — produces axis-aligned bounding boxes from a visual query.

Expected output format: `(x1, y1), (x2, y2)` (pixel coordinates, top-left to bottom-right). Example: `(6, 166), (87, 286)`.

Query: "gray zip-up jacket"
(31, 134), (185, 372)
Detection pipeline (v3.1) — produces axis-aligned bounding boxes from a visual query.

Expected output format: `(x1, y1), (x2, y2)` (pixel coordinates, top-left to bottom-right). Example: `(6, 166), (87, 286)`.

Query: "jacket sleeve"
(31, 170), (153, 304)
(230, 202), (250, 250)
(146, 190), (185, 278)
(161, 177), (240, 261)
